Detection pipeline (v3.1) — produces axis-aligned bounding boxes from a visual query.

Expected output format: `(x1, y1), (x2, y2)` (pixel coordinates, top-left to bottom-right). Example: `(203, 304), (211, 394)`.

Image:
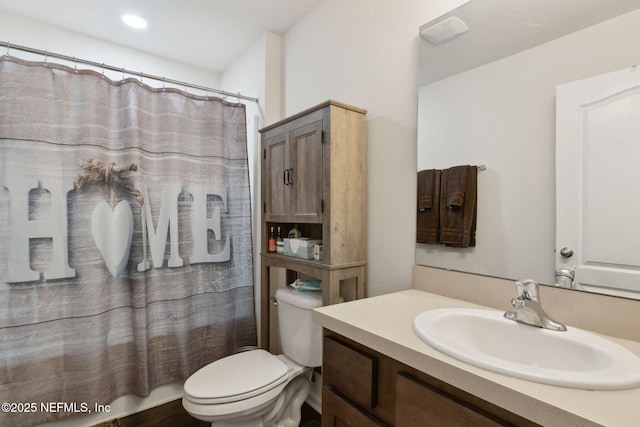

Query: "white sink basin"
(413, 308), (640, 390)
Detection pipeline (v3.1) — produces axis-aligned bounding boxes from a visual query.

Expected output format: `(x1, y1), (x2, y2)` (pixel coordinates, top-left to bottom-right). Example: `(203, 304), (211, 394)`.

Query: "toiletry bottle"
(268, 226), (276, 253)
(276, 226), (284, 254)
(287, 224), (301, 239)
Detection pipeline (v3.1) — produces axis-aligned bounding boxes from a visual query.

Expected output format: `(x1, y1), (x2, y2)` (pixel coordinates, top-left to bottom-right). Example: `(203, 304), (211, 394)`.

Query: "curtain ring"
(44, 50), (48, 63)
(140, 71), (144, 83)
(6, 41), (10, 56)
(184, 81), (188, 93)
(162, 77), (166, 90)
(122, 67), (125, 80)
(102, 63), (105, 76)
(73, 56), (77, 70)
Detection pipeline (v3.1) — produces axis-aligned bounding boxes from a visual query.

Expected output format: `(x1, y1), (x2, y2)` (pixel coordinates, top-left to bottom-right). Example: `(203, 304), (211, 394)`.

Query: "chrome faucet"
(504, 279), (567, 331)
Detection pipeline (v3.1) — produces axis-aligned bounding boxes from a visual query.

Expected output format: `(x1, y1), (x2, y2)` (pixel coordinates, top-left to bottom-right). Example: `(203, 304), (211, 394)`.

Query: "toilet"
(182, 286), (323, 427)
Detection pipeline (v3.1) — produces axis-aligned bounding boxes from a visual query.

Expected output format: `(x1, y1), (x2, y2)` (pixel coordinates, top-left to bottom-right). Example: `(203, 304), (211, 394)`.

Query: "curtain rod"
(0, 41), (259, 104)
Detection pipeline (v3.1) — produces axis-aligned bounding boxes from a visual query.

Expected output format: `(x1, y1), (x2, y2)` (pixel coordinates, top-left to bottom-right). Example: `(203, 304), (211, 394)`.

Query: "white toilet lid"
(184, 349), (289, 403)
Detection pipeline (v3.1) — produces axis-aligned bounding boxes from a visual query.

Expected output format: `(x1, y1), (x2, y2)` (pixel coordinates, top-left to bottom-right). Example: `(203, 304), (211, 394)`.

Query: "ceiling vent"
(420, 16), (469, 45)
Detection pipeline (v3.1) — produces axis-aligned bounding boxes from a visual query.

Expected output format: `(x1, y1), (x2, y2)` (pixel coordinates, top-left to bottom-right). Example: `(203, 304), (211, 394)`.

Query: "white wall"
(416, 8), (640, 285)
(281, 0), (470, 297)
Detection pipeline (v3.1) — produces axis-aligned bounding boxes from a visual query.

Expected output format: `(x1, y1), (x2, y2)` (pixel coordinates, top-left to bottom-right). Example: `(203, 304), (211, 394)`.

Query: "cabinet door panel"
(290, 120), (323, 222)
(323, 336), (377, 410)
(264, 133), (288, 221)
(322, 387), (386, 427)
(396, 372), (505, 427)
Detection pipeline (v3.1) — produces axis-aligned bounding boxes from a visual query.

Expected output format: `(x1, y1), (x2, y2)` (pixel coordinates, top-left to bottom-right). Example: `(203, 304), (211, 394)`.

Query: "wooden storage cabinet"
(322, 332), (539, 427)
(263, 120), (323, 223)
(260, 101), (367, 349)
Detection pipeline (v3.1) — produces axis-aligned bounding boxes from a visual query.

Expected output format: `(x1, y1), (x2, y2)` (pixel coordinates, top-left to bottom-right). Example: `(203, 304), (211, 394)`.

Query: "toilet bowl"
(182, 287), (323, 426)
(182, 350), (310, 426)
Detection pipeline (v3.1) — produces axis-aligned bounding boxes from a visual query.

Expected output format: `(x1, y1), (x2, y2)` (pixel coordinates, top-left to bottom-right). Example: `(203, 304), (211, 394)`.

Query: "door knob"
(560, 247), (574, 258)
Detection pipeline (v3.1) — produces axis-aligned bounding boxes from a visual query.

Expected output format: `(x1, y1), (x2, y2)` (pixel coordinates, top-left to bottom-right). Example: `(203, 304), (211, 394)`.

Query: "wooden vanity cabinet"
(395, 373), (507, 427)
(322, 331), (539, 427)
(260, 101), (367, 349)
(323, 388), (386, 427)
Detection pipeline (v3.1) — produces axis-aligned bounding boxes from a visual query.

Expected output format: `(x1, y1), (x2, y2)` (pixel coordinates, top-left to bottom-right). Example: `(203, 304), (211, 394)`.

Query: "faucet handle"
(515, 279), (539, 302)
(510, 297), (525, 309)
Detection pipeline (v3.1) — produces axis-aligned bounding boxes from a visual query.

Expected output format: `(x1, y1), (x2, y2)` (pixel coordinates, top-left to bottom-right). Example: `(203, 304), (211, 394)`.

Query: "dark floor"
(300, 402), (322, 427)
(92, 399), (321, 427)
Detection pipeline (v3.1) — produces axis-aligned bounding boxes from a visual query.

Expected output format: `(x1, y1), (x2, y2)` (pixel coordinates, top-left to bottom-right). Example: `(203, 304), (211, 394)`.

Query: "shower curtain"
(0, 56), (256, 426)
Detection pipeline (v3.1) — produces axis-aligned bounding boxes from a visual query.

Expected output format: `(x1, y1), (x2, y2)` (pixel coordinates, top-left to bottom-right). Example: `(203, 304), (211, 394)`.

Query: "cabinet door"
(263, 132), (288, 222)
(396, 372), (507, 427)
(322, 387), (386, 427)
(289, 120), (323, 223)
(323, 336), (378, 411)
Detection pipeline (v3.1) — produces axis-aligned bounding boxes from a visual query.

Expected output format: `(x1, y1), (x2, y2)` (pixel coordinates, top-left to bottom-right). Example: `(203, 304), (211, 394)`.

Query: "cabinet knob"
(560, 247), (573, 258)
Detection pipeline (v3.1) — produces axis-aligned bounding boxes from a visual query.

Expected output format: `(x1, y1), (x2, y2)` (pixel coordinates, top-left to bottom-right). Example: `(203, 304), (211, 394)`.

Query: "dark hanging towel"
(439, 165), (477, 247)
(416, 169), (441, 244)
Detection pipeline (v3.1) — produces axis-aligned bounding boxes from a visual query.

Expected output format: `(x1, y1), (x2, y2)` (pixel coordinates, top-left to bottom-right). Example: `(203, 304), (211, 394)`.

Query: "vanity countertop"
(313, 289), (640, 427)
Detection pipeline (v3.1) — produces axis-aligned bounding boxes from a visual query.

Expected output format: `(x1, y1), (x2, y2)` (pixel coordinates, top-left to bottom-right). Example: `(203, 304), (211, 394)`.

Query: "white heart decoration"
(91, 200), (134, 277)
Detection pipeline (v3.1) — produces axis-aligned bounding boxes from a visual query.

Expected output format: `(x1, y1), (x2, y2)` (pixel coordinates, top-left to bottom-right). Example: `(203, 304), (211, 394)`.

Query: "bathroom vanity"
(322, 330), (535, 426)
(313, 285), (640, 426)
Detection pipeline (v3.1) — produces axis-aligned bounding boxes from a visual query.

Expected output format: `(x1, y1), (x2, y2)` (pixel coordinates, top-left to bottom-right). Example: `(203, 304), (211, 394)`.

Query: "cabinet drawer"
(396, 372), (506, 427)
(323, 336), (378, 410)
(322, 387), (386, 427)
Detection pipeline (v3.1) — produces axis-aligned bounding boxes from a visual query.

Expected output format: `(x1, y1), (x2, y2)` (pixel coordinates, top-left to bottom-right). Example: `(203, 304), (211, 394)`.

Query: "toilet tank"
(275, 287), (323, 367)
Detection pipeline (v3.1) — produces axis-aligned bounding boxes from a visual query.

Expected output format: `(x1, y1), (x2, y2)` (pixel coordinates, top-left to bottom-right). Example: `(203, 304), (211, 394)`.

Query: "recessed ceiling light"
(122, 13), (148, 30)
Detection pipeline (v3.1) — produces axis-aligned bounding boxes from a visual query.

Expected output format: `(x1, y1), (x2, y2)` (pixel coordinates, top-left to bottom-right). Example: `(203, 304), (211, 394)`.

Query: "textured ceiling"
(0, 0), (323, 73)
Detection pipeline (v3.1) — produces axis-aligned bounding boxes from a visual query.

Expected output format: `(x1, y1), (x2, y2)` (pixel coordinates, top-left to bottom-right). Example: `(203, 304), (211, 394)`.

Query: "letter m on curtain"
(0, 56), (256, 426)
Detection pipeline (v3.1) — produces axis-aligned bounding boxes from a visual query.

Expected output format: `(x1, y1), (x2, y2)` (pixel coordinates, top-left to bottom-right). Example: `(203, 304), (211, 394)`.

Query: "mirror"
(416, 0), (640, 298)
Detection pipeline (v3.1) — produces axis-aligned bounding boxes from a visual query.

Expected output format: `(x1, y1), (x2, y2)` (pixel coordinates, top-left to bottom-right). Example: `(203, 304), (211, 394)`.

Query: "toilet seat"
(183, 349), (289, 405)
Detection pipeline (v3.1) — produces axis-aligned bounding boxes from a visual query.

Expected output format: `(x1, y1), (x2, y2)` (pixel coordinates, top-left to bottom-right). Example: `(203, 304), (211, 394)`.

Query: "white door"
(556, 66), (640, 297)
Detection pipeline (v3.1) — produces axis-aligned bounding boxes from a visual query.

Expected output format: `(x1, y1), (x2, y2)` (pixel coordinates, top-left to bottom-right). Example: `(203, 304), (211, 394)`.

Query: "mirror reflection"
(416, 0), (640, 299)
